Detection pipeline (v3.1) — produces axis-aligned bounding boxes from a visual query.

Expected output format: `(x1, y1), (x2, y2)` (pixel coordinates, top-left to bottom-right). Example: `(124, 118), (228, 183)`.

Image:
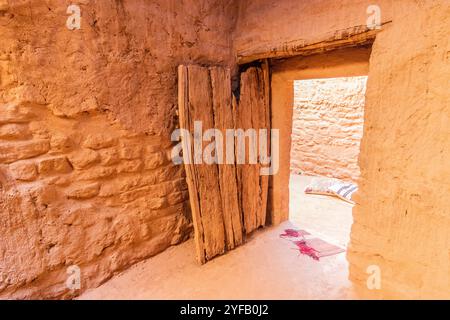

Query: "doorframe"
(266, 45), (373, 226)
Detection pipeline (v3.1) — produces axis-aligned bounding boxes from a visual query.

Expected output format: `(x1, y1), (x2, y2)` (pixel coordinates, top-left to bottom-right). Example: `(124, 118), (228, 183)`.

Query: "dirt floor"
(289, 174), (354, 248)
(79, 174), (355, 300)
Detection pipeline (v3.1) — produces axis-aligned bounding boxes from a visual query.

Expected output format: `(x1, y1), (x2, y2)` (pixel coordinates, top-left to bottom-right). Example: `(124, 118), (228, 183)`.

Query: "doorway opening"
(269, 45), (372, 261)
(289, 76), (367, 249)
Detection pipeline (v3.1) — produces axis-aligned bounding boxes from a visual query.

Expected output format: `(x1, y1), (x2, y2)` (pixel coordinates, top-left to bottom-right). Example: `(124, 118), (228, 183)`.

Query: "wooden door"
(177, 63), (270, 264)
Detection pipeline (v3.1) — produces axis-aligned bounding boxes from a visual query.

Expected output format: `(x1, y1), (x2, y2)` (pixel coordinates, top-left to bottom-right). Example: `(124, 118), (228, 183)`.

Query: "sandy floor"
(289, 174), (354, 248)
(80, 174), (355, 300)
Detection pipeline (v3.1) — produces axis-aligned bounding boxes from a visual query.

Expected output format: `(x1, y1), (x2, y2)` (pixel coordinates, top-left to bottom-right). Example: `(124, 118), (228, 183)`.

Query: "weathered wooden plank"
(237, 26), (381, 65)
(177, 65), (206, 263)
(178, 65), (227, 263)
(210, 67), (244, 250)
(237, 66), (270, 234)
(187, 66), (226, 261)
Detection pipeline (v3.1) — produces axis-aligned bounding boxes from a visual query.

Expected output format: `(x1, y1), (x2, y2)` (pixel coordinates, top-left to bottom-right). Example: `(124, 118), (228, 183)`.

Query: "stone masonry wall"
(290, 77), (367, 182)
(0, 104), (189, 299)
(0, 0), (238, 299)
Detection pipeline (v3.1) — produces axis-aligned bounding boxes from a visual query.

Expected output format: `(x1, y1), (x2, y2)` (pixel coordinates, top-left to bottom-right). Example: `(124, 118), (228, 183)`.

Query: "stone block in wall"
(9, 161), (37, 181)
(99, 147), (121, 165)
(145, 145), (163, 153)
(143, 197), (168, 210)
(0, 139), (50, 164)
(53, 97), (100, 118)
(167, 190), (189, 206)
(0, 0), (9, 11)
(83, 134), (117, 150)
(140, 165), (185, 186)
(66, 182), (100, 200)
(119, 144), (142, 160)
(49, 134), (72, 154)
(0, 124), (31, 140)
(105, 179), (178, 206)
(144, 152), (166, 170)
(46, 175), (72, 187)
(76, 166), (116, 181)
(98, 176), (142, 198)
(106, 186), (153, 206)
(38, 156), (72, 175)
(117, 160), (143, 173)
(27, 121), (51, 140)
(68, 149), (99, 169)
(0, 103), (35, 125)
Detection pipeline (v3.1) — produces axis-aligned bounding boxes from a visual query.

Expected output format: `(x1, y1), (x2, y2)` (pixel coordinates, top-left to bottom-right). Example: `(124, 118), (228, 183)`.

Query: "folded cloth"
(304, 177), (357, 204)
(328, 181), (358, 204)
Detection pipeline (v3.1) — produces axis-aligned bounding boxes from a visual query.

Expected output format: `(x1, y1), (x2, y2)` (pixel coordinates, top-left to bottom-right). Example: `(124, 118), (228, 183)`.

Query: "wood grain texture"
(178, 65), (207, 263)
(237, 66), (270, 234)
(237, 27), (380, 65)
(178, 65), (227, 263)
(210, 67), (244, 250)
(188, 66), (226, 261)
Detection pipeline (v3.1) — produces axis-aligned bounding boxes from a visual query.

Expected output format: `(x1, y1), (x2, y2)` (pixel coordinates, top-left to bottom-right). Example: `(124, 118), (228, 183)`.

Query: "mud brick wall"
(290, 77), (367, 182)
(235, 0), (450, 298)
(0, 102), (191, 299)
(1, 0), (449, 300)
(0, 0), (237, 299)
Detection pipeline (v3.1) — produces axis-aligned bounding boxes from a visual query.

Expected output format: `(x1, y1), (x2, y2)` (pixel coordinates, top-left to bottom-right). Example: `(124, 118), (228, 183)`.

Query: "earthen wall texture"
(349, 2), (450, 299)
(1, 0), (449, 300)
(291, 77), (366, 182)
(0, 0), (237, 299)
(236, 0), (450, 299)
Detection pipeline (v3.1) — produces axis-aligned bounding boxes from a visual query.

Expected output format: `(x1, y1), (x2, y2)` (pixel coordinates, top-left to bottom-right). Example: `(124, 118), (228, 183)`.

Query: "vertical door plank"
(187, 66), (226, 261)
(178, 65), (226, 263)
(210, 67), (244, 249)
(177, 65), (206, 263)
(237, 67), (270, 234)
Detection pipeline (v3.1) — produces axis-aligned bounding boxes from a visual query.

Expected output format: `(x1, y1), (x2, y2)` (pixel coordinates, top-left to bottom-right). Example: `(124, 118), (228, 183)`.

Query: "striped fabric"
(304, 177), (358, 204)
(328, 182), (358, 204)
